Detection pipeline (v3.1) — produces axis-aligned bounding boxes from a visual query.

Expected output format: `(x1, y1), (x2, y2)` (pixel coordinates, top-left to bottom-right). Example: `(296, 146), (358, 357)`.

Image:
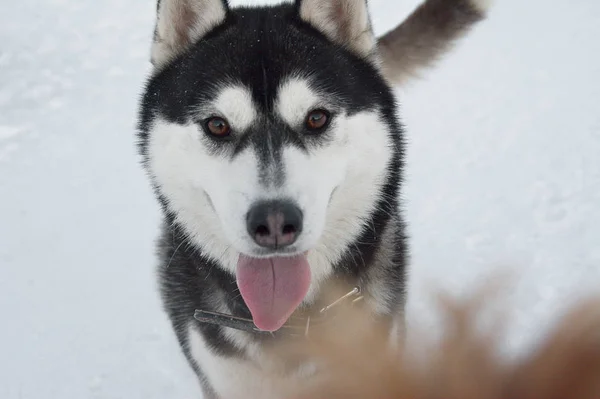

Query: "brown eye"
(205, 117), (231, 137)
(305, 109), (330, 131)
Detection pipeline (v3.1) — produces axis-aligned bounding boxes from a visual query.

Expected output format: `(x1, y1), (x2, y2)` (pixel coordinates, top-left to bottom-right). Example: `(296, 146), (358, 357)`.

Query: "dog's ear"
(295, 0), (376, 58)
(151, 0), (229, 68)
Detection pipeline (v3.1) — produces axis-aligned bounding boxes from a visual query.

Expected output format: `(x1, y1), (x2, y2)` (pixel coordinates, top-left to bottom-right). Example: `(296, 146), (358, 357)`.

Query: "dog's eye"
(205, 117), (231, 138)
(305, 109), (330, 132)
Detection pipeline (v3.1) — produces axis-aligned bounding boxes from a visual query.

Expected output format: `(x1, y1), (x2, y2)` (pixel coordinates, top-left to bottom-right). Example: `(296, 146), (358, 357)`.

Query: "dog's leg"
(377, 0), (492, 85)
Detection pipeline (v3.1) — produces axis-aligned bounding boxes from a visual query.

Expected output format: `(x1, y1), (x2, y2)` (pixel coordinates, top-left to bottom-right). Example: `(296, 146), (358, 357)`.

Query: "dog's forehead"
(184, 6), (343, 106)
(150, 5), (387, 127)
(210, 77), (320, 126)
(275, 77), (321, 124)
(210, 85), (257, 130)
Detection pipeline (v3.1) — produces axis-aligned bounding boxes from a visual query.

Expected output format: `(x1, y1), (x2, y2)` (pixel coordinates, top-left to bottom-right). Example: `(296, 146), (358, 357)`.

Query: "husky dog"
(137, 0), (489, 397)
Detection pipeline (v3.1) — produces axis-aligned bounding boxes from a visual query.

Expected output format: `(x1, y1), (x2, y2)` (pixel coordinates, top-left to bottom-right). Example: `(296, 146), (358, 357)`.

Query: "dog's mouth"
(236, 252), (311, 332)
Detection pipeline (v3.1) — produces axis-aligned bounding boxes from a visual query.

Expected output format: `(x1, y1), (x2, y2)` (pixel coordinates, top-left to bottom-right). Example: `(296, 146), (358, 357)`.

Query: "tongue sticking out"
(236, 254), (311, 332)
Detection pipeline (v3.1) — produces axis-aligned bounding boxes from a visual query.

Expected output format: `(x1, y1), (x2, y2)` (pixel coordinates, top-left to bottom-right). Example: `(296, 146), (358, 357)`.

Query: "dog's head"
(138, 0), (402, 331)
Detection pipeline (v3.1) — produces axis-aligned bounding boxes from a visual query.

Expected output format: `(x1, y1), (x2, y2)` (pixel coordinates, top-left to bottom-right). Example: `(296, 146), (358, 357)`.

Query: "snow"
(1, 0), (599, 397)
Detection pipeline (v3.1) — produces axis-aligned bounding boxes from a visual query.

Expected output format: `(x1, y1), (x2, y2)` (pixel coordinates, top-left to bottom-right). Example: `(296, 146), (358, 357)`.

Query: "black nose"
(246, 200), (303, 249)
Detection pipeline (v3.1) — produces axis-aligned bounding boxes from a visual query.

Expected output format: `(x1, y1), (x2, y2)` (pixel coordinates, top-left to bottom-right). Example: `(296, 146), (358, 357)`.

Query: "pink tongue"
(236, 254), (311, 332)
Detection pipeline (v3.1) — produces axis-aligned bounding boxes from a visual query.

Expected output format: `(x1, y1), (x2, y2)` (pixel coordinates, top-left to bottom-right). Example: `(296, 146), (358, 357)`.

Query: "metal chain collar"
(194, 286), (363, 338)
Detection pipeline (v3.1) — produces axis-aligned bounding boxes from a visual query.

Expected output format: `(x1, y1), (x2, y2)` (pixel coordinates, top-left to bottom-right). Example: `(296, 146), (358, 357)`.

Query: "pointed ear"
(296, 0), (376, 58)
(151, 0), (229, 68)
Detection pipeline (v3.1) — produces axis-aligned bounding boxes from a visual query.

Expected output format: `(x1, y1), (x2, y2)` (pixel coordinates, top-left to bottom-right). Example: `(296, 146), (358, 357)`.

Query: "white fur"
(152, 0), (227, 68)
(188, 323), (317, 399)
(147, 118), (259, 264)
(276, 78), (322, 127)
(201, 85), (258, 131)
(298, 0), (376, 57)
(275, 80), (393, 299)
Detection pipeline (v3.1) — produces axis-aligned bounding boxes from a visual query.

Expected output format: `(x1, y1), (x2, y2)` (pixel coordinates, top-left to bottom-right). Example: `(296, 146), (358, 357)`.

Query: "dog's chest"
(188, 325), (318, 399)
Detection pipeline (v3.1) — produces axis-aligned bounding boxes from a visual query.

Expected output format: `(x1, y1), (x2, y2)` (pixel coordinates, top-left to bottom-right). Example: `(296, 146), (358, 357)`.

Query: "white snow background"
(1, 0), (600, 397)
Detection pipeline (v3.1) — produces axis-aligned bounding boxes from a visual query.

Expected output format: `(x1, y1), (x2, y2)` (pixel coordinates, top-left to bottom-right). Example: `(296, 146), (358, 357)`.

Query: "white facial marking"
(147, 117), (260, 274)
(278, 107), (393, 300)
(276, 77), (322, 126)
(210, 85), (257, 131)
(148, 85), (260, 277)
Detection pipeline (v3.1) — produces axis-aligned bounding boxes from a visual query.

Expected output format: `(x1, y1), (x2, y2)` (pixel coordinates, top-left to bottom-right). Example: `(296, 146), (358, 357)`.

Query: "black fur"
(137, 2), (408, 397)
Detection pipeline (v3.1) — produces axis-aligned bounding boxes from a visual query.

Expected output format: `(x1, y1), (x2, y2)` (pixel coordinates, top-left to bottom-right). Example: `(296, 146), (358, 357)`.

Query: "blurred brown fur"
(269, 282), (600, 399)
